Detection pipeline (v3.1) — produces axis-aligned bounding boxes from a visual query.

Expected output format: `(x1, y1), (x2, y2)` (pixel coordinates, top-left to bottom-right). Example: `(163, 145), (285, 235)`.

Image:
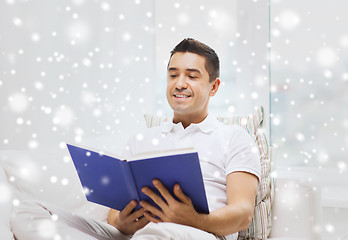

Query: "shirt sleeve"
(225, 126), (261, 182)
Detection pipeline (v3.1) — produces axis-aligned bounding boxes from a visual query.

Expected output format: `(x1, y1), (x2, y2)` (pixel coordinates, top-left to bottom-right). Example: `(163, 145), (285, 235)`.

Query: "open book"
(67, 144), (209, 214)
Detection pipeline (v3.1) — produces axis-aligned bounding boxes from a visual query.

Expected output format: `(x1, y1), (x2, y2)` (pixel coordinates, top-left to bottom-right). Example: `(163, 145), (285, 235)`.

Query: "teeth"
(175, 94), (189, 98)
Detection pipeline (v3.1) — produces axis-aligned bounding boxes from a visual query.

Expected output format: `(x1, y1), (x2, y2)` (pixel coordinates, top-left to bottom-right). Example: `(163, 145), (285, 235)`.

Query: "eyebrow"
(167, 67), (202, 74)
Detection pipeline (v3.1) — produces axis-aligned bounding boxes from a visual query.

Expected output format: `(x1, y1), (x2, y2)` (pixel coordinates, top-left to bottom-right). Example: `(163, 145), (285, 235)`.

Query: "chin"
(170, 106), (189, 115)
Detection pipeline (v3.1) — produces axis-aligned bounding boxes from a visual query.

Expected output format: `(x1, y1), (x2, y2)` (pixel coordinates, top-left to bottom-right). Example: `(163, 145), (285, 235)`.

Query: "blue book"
(67, 144), (209, 214)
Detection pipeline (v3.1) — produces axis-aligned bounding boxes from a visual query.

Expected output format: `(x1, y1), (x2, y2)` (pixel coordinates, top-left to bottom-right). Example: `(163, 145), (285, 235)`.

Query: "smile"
(174, 94), (191, 98)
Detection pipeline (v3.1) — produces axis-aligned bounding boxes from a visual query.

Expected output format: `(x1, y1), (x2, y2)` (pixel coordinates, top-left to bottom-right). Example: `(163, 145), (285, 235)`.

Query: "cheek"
(191, 84), (211, 97)
(166, 83), (171, 94)
(166, 84), (173, 99)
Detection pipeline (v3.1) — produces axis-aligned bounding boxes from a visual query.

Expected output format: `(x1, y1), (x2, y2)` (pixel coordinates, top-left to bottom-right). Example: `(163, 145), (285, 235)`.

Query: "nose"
(175, 75), (188, 90)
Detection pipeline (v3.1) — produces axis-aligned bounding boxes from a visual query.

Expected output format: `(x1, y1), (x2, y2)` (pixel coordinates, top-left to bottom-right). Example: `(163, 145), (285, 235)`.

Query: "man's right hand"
(108, 200), (149, 236)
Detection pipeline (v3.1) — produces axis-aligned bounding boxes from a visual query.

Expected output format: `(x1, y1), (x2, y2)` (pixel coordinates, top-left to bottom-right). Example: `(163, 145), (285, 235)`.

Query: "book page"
(128, 147), (196, 161)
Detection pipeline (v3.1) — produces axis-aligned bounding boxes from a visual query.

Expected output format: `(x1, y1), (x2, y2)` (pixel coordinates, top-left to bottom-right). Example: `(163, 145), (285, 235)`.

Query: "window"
(271, 0), (348, 171)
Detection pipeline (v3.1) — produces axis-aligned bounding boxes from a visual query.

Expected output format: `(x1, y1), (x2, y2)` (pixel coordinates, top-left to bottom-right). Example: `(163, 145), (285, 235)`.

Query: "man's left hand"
(140, 179), (202, 228)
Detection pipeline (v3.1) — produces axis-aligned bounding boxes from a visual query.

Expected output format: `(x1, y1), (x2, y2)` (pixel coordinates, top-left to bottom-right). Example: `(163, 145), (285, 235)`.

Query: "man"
(11, 38), (260, 240)
(108, 38), (261, 240)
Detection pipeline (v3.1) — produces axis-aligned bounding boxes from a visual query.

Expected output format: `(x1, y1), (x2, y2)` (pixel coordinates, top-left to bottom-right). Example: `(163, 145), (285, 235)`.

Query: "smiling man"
(107, 38), (261, 240)
(11, 38), (260, 240)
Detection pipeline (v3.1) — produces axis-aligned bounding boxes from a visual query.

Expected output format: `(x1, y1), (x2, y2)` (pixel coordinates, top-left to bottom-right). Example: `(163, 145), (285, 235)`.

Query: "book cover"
(67, 144), (209, 214)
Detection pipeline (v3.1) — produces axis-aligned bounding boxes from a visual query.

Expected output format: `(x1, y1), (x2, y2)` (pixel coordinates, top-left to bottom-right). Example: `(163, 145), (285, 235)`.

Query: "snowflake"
(8, 92), (29, 112)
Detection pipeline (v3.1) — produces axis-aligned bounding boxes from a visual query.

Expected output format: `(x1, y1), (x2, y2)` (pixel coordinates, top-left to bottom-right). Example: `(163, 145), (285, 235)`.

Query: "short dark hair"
(169, 38), (220, 82)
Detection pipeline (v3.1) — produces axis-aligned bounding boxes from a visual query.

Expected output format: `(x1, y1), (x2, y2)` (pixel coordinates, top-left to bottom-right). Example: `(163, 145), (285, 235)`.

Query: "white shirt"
(124, 114), (261, 211)
(123, 114), (261, 239)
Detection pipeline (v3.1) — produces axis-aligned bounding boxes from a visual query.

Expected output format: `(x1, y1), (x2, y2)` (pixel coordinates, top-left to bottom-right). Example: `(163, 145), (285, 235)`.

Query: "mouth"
(174, 94), (191, 98)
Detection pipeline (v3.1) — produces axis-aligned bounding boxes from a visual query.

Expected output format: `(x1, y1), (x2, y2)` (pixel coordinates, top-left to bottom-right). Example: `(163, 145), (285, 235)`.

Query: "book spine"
(119, 161), (140, 204)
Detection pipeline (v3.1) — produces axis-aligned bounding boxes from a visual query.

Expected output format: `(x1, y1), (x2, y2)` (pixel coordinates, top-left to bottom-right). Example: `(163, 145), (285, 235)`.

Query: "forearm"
(196, 203), (253, 236)
(140, 176), (257, 236)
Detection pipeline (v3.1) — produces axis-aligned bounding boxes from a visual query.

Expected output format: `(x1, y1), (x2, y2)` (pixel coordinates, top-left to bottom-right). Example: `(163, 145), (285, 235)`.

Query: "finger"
(173, 184), (192, 204)
(142, 186), (168, 210)
(119, 200), (137, 219)
(129, 207), (145, 222)
(140, 200), (166, 220)
(152, 179), (174, 204)
(144, 211), (162, 223)
(135, 215), (150, 228)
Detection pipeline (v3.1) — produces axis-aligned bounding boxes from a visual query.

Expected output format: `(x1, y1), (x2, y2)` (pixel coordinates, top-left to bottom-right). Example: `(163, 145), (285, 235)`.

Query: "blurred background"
(0, 0), (270, 152)
(0, 0), (347, 239)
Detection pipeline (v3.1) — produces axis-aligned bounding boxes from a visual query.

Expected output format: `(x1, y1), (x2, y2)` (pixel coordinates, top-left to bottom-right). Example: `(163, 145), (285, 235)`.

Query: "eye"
(188, 75), (197, 79)
(168, 73), (177, 78)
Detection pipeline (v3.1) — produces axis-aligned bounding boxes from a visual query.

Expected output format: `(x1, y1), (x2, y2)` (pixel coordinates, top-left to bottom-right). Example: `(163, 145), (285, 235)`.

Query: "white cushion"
(269, 169), (322, 240)
(0, 149), (109, 223)
(0, 166), (15, 240)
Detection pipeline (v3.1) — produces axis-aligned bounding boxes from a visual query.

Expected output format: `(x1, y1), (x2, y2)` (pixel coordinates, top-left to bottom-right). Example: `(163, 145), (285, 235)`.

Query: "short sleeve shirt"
(123, 114), (261, 212)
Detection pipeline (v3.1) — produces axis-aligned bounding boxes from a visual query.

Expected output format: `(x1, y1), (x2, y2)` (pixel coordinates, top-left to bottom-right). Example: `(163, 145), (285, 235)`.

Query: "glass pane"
(271, 0), (348, 170)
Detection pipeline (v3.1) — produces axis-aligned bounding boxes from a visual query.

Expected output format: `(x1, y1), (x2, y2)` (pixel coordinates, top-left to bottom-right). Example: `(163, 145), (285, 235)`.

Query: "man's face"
(166, 52), (219, 120)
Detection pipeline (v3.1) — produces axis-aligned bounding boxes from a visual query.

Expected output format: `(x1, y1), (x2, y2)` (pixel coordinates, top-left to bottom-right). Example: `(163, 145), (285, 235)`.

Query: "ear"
(209, 78), (220, 96)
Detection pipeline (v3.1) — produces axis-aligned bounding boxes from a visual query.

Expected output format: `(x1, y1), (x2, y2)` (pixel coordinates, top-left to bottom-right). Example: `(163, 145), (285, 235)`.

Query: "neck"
(173, 112), (208, 129)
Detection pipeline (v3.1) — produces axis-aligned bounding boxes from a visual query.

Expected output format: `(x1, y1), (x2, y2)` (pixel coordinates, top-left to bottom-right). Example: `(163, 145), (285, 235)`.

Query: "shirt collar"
(161, 121), (176, 133)
(161, 114), (218, 134)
